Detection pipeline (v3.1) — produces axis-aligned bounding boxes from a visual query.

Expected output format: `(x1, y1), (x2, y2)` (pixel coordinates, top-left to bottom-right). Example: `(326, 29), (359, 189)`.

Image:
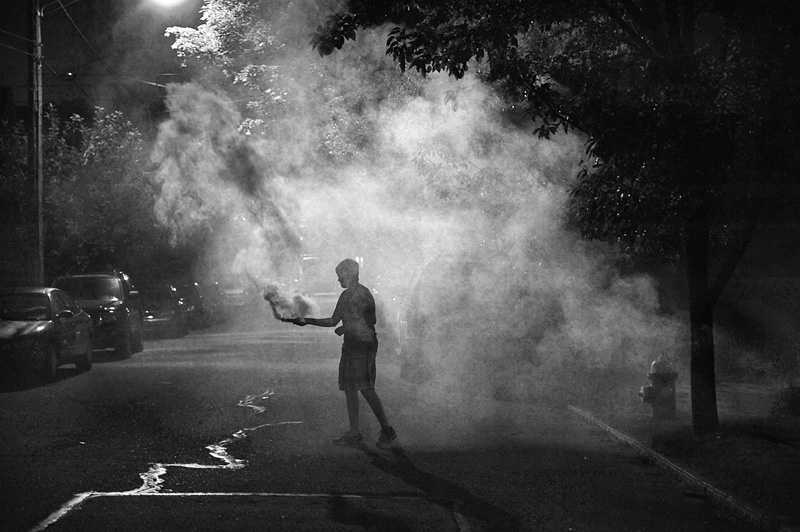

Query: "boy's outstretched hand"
(281, 317), (306, 326)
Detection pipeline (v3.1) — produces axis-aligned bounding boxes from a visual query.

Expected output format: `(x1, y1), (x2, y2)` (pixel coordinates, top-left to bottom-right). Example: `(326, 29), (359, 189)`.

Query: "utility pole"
(29, 0), (44, 285)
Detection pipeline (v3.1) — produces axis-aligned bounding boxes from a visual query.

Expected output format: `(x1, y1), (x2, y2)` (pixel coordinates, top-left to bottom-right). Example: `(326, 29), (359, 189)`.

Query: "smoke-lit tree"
(160, 0), (433, 282)
(311, 0), (800, 434)
(165, 0), (422, 165)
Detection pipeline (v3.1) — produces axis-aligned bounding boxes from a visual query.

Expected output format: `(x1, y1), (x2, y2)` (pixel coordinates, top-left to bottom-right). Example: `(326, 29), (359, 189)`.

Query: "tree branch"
(709, 195), (764, 307)
(595, 0), (661, 58)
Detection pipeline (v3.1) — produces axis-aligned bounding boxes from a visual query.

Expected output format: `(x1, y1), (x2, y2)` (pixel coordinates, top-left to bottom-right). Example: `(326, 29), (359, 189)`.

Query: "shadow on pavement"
(328, 494), (417, 532)
(357, 445), (522, 532)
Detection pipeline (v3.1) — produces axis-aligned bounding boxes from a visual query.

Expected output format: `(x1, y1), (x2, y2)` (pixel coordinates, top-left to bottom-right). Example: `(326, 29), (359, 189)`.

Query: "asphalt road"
(0, 319), (764, 532)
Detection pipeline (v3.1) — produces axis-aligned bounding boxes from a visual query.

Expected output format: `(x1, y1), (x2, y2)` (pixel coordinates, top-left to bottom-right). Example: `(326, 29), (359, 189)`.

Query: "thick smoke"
(150, 15), (684, 404)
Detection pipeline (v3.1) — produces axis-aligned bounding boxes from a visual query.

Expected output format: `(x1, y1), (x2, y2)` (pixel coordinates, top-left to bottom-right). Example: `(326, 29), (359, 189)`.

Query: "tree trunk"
(684, 203), (720, 434)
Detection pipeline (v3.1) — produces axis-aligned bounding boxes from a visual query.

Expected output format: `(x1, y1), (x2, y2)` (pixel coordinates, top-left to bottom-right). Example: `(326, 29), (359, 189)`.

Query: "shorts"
(338, 342), (378, 391)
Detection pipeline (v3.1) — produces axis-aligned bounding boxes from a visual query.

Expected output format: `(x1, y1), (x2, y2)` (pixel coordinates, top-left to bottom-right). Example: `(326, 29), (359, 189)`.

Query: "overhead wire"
(0, 28), (34, 44)
(0, 41), (32, 56)
(44, 0), (159, 107)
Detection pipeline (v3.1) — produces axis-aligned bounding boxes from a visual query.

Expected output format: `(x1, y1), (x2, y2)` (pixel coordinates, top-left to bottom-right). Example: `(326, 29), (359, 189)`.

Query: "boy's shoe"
(376, 426), (397, 449)
(332, 431), (363, 446)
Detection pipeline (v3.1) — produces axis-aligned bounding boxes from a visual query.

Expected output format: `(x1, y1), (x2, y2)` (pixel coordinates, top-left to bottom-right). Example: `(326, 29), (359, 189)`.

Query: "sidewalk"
(591, 379), (800, 532)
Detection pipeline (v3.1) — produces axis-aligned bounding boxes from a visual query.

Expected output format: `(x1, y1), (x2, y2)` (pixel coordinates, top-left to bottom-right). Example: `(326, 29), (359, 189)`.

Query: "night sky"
(0, 0), (202, 123)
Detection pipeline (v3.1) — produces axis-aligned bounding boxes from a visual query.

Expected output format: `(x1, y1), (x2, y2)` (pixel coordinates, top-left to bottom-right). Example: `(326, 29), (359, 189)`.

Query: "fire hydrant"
(639, 356), (678, 421)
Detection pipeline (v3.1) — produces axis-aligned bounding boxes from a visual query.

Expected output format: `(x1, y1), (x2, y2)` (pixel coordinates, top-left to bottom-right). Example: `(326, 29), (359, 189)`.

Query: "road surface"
(0, 323), (762, 531)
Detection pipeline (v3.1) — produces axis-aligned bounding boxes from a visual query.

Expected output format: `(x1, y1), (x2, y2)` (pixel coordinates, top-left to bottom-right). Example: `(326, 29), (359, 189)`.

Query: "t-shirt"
(333, 283), (377, 347)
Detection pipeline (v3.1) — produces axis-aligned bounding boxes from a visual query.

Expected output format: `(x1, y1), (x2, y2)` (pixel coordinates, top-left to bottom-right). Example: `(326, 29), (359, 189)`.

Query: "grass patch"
(650, 416), (800, 527)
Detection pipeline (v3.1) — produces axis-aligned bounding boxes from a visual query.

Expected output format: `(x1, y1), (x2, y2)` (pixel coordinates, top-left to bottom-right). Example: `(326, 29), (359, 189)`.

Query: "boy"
(287, 259), (396, 448)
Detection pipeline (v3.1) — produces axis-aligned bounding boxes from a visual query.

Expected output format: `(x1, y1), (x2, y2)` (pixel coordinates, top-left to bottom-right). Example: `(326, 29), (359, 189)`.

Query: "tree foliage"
(0, 108), (167, 283)
(165, 0), (426, 166)
(310, 0), (800, 433)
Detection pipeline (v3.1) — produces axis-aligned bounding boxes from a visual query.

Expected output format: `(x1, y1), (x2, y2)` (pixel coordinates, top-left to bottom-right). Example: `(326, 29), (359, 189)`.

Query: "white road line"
(30, 388), (301, 531)
(29, 493), (94, 532)
(29, 491), (432, 532)
(55, 491), (429, 499)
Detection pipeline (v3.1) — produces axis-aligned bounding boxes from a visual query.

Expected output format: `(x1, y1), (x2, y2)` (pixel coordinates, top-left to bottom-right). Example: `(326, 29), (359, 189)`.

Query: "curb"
(568, 405), (795, 532)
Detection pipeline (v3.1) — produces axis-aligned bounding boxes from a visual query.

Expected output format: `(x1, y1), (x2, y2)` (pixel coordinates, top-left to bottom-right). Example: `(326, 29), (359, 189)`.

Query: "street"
(0, 322), (761, 532)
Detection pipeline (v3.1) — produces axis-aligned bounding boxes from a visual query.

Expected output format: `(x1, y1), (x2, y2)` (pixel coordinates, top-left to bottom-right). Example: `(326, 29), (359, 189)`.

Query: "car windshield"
(176, 285), (197, 300)
(141, 288), (174, 301)
(55, 277), (123, 300)
(0, 293), (51, 321)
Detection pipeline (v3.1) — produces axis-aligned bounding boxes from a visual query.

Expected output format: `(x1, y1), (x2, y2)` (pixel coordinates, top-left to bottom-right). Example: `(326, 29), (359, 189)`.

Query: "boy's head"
(335, 258), (360, 286)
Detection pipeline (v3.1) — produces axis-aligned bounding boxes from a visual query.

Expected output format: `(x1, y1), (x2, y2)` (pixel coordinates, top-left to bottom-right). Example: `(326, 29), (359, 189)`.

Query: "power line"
(0, 28), (34, 44)
(55, 0), (103, 63)
(53, 0), (151, 107)
(0, 41), (32, 56)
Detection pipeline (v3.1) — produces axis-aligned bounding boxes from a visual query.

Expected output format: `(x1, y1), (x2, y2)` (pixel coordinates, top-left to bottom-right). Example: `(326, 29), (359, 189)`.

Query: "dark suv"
(52, 271), (144, 357)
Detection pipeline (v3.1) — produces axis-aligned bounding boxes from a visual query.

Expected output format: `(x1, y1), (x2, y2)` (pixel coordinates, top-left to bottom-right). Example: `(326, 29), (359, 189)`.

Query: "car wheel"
(76, 337), (93, 372)
(178, 316), (189, 337)
(40, 346), (58, 383)
(134, 325), (144, 353)
(116, 327), (132, 358)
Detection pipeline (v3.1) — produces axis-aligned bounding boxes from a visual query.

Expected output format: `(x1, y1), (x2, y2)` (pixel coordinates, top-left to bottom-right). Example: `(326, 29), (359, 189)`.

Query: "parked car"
(176, 282), (216, 329)
(52, 271), (144, 358)
(140, 284), (188, 338)
(0, 287), (93, 381)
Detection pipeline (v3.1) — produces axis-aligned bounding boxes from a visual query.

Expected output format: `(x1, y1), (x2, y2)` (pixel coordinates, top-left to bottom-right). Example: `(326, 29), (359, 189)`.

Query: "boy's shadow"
(350, 444), (521, 532)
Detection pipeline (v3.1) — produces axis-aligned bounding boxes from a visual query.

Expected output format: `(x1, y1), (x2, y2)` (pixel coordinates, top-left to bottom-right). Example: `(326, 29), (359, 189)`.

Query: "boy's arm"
(289, 291), (344, 328)
(293, 316), (338, 327)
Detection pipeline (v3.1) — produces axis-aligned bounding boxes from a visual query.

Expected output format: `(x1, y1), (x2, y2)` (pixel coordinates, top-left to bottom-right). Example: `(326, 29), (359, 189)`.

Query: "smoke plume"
(150, 12), (685, 405)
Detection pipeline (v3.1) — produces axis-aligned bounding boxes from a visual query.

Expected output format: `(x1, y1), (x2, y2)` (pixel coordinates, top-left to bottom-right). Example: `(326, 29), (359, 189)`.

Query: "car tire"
(41, 346), (58, 383)
(133, 325), (144, 353)
(116, 327), (132, 359)
(76, 337), (93, 372)
(178, 316), (189, 337)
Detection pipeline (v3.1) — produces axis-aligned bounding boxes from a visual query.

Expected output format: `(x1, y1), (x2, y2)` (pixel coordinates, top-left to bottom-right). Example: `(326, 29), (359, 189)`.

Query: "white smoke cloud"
(150, 18), (685, 405)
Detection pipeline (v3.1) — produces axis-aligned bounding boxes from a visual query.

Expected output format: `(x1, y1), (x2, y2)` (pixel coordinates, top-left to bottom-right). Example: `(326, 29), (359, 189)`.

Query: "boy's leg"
(345, 388), (360, 433)
(360, 388), (389, 430)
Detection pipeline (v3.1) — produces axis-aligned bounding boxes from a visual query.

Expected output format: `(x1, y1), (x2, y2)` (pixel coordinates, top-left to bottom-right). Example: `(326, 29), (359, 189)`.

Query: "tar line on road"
(28, 385), (465, 532)
(32, 397), (787, 532)
(29, 387), (303, 532)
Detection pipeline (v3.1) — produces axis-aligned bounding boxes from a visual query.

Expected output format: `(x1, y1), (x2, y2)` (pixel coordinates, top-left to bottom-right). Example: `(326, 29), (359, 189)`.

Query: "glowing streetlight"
(150, 0), (188, 6)
(28, 0), (191, 285)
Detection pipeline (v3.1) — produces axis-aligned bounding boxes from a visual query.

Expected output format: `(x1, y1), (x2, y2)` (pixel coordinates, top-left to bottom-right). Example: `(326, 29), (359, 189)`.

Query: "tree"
(44, 108), (168, 279)
(165, 0), (426, 166)
(0, 108), (169, 283)
(311, 0), (800, 433)
(158, 0), (433, 283)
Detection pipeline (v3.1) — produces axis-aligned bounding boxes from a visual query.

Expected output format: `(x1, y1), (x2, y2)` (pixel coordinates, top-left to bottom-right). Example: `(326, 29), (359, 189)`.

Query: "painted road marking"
(31, 387), (303, 530)
(29, 386), (460, 532)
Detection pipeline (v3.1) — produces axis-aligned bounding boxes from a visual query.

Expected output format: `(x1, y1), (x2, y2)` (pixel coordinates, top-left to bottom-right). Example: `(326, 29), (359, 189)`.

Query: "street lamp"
(28, 0), (190, 285)
(150, 0), (188, 6)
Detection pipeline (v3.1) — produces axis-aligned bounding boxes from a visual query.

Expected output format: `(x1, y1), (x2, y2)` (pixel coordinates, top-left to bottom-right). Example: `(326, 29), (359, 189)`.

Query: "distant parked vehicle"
(176, 282), (217, 329)
(52, 271), (144, 358)
(140, 284), (188, 338)
(0, 287), (93, 382)
(220, 283), (249, 316)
